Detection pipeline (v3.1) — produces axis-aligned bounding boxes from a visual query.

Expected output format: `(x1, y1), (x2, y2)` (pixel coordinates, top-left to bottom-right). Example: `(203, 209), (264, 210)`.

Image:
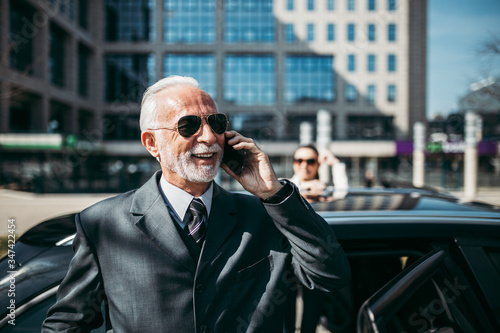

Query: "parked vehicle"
(1, 188), (499, 332)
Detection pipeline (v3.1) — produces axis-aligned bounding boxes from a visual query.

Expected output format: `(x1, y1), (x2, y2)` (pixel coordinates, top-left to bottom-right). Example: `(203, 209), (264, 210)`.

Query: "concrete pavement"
(0, 189), (114, 237)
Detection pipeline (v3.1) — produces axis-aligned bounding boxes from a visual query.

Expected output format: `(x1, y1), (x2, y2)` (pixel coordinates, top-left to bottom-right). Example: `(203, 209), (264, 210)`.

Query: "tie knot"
(186, 198), (207, 247)
(189, 198), (207, 217)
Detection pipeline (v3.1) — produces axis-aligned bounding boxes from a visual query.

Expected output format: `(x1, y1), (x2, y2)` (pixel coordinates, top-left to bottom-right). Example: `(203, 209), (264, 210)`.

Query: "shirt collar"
(159, 175), (213, 223)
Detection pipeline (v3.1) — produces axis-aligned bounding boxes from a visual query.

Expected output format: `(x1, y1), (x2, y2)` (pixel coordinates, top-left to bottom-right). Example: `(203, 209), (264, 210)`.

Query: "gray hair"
(140, 75), (200, 131)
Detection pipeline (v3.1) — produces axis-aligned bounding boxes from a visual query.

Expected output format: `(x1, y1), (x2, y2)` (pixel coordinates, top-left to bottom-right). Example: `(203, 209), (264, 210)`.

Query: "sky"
(427, 0), (500, 119)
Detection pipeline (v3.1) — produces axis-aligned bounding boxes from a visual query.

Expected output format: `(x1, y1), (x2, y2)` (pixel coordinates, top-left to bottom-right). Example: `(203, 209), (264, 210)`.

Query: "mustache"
(189, 143), (222, 155)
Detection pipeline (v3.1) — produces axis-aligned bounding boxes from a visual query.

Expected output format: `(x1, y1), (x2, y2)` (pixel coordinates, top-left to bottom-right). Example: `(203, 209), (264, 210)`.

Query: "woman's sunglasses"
(148, 113), (229, 138)
(294, 158), (318, 166)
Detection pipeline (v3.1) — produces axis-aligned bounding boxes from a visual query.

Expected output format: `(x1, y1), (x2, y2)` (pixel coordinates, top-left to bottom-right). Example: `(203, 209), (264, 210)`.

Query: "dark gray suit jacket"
(42, 172), (350, 333)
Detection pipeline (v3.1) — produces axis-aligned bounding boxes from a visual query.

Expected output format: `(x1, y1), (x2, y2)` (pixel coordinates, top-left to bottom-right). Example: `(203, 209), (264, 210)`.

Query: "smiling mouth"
(192, 153), (216, 159)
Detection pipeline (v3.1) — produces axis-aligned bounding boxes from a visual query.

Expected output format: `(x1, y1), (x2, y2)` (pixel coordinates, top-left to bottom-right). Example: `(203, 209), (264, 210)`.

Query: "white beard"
(159, 138), (222, 183)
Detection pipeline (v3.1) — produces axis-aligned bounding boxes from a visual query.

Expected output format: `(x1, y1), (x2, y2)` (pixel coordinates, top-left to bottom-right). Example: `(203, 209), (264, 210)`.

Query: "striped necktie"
(186, 198), (207, 247)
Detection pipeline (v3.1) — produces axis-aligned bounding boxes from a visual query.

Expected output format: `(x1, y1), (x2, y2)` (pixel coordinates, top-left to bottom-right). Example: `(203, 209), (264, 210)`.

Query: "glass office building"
(0, 0), (427, 191)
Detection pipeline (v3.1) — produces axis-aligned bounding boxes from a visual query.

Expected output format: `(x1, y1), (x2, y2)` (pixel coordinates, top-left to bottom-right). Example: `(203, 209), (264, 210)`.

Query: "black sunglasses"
(148, 113), (229, 138)
(294, 158), (318, 165)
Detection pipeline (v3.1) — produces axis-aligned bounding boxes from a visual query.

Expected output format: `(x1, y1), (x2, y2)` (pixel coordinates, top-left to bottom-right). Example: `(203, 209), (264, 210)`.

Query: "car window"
(357, 250), (497, 333)
(1, 295), (106, 333)
(321, 250), (424, 332)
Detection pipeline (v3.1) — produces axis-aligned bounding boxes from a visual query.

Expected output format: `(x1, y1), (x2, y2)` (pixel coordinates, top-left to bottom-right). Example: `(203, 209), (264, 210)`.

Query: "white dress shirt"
(159, 176), (213, 229)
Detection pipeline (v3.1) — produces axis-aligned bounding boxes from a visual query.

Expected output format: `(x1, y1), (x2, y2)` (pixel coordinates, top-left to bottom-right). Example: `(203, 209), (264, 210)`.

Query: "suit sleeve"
(262, 182), (351, 292)
(42, 213), (105, 332)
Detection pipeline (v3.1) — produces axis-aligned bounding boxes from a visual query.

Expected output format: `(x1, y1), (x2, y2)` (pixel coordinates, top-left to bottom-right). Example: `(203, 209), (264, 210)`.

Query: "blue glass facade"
(285, 24), (295, 42)
(105, 54), (155, 102)
(164, 55), (216, 97)
(285, 56), (334, 103)
(224, 55), (275, 105)
(105, 0), (155, 41)
(224, 0), (274, 43)
(164, 0), (215, 44)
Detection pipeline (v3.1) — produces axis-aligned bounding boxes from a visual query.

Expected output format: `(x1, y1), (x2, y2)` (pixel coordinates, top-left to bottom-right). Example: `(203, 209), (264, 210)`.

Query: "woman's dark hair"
(296, 144), (319, 157)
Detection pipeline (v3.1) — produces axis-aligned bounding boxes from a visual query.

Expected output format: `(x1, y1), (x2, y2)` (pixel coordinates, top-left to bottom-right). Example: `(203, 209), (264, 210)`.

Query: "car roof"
(11, 188), (500, 249)
(312, 188), (500, 214)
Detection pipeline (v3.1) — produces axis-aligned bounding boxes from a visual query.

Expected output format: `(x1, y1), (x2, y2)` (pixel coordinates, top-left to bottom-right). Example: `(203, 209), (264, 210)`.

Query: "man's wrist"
(262, 180), (294, 204)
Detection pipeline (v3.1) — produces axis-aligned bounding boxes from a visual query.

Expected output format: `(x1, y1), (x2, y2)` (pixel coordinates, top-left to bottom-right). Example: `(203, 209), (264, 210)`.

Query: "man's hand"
(221, 131), (283, 200)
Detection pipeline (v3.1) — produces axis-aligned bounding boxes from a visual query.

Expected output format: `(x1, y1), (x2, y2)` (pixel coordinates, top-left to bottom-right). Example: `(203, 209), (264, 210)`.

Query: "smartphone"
(222, 139), (245, 175)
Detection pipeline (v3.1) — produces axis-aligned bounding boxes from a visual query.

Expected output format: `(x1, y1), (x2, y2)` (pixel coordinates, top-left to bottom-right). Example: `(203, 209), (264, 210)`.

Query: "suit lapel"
(131, 172), (197, 274)
(198, 184), (239, 271)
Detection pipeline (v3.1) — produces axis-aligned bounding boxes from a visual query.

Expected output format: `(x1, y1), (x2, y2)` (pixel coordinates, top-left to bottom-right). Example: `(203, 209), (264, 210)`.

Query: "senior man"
(42, 76), (350, 333)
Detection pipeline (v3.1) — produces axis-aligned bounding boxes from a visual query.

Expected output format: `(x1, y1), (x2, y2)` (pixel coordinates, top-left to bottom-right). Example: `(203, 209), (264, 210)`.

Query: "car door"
(356, 248), (499, 333)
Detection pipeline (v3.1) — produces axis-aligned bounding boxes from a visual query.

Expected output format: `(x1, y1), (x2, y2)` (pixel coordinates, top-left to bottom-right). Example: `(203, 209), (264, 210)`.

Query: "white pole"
(299, 121), (313, 146)
(464, 112), (479, 201)
(413, 122), (425, 187)
(316, 109), (331, 184)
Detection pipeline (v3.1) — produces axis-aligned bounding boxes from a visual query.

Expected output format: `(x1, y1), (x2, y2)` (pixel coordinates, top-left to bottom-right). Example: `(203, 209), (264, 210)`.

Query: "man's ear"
(141, 131), (160, 159)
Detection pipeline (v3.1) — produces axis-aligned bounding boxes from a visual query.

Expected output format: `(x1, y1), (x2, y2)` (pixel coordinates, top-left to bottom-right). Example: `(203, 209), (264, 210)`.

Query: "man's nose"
(196, 121), (217, 145)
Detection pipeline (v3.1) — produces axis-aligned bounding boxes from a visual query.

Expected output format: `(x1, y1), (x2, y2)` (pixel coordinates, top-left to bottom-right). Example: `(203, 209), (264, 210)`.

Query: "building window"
(367, 54), (376, 72)
(388, 54), (396, 72)
(164, 54), (216, 98)
(287, 0), (294, 10)
(308, 0), (314, 10)
(348, 115), (394, 139)
(78, 0), (88, 29)
(368, 0), (376, 11)
(327, 0), (335, 10)
(368, 24), (376, 41)
(307, 24), (314, 41)
(164, 0), (215, 44)
(105, 0), (155, 41)
(78, 44), (91, 97)
(224, 0), (274, 43)
(347, 0), (355, 11)
(9, 1), (35, 74)
(103, 115), (141, 140)
(388, 0), (396, 11)
(388, 23), (396, 41)
(49, 24), (66, 87)
(105, 54), (155, 102)
(224, 55), (275, 105)
(285, 55), (335, 103)
(327, 24), (335, 41)
(285, 24), (295, 42)
(347, 23), (355, 41)
(388, 84), (396, 102)
(345, 84), (357, 102)
(348, 54), (356, 72)
(366, 84), (375, 104)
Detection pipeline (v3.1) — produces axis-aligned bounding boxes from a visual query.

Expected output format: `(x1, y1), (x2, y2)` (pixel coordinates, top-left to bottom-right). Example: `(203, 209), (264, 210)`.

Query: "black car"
(1, 188), (500, 332)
